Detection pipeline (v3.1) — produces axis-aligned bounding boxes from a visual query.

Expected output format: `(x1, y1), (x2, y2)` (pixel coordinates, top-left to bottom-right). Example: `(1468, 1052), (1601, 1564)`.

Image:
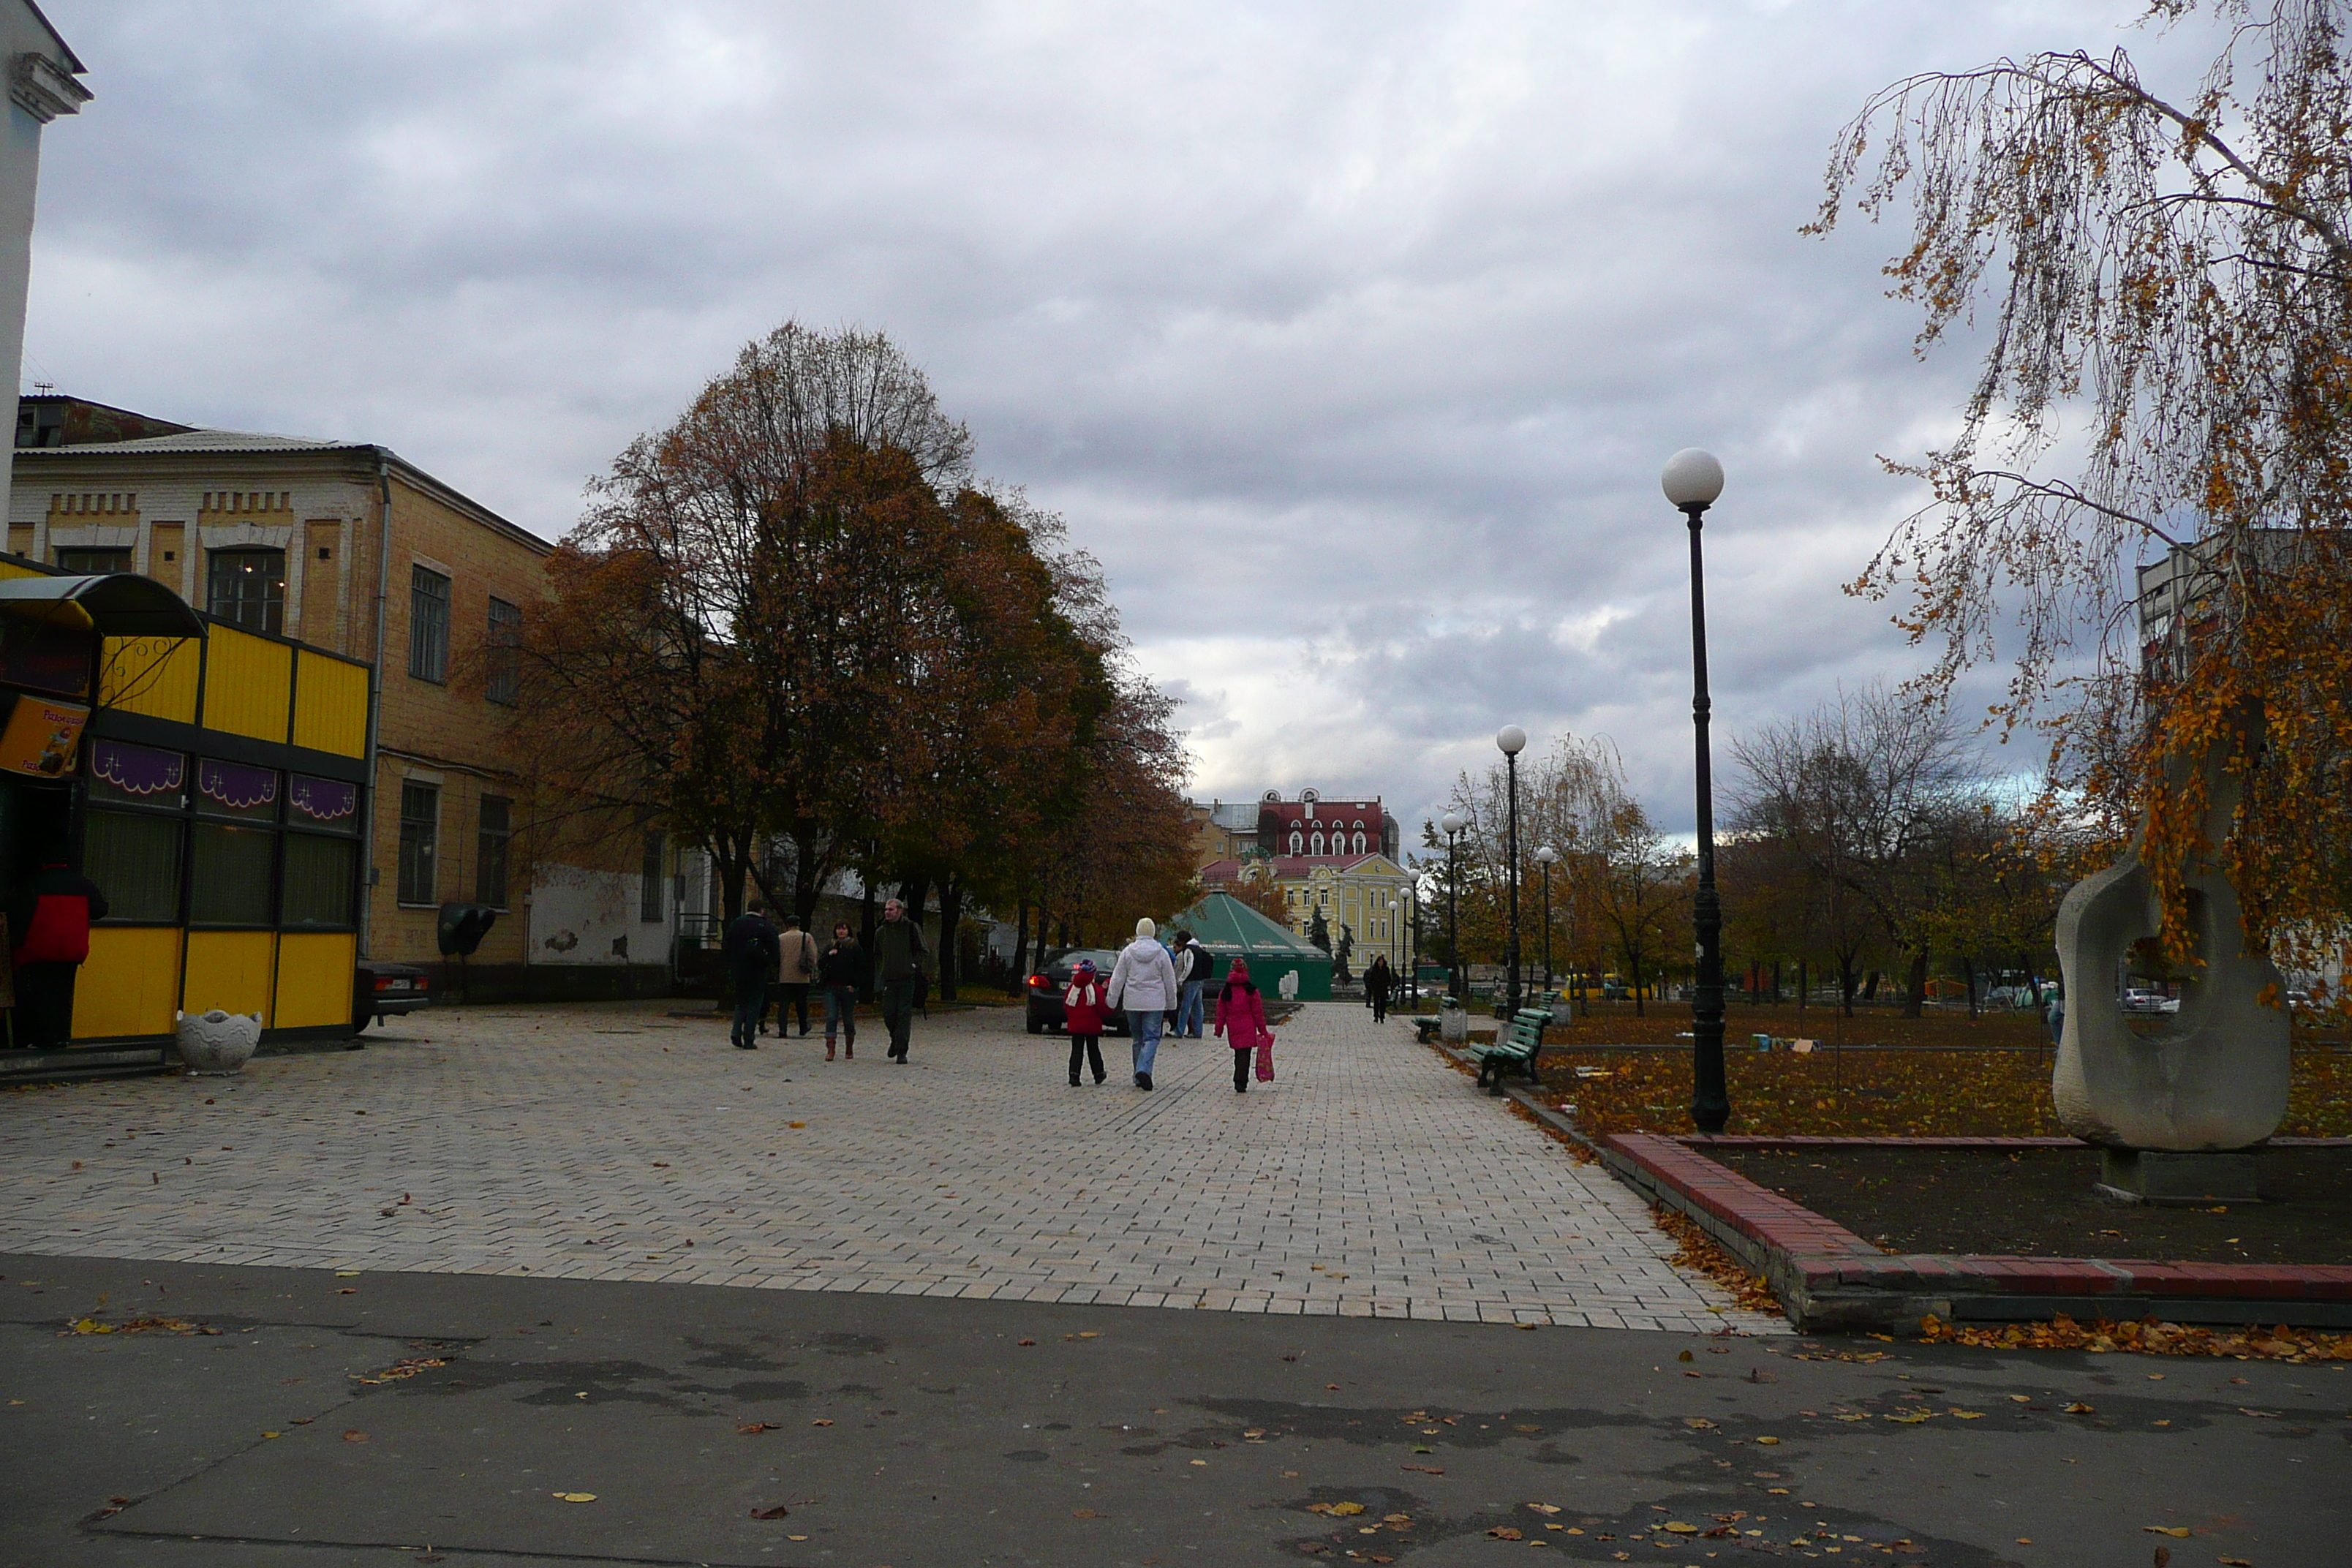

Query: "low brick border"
(1423, 1033), (2352, 1333)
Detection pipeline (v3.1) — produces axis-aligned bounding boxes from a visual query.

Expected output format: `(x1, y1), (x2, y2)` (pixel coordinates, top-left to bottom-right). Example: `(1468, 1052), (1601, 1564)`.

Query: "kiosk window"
(190, 823), (274, 926)
(282, 834), (356, 928)
(83, 811), (182, 923)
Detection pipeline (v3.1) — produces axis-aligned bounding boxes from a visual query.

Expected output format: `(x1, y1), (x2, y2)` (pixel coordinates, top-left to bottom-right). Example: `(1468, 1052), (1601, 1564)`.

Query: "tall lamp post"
(1440, 810), (1466, 999)
(1534, 845), (1557, 994)
(1662, 448), (1730, 1135)
(1396, 885), (1416, 1004)
(1498, 725), (1527, 1015)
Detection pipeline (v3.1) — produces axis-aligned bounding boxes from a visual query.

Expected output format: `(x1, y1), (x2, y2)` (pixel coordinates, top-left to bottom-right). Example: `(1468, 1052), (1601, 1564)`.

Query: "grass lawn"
(1518, 1003), (2352, 1137)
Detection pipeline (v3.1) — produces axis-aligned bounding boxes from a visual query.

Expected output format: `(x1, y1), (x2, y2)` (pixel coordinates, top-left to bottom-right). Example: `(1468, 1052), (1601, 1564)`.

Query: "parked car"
(1024, 948), (1126, 1035)
(355, 960), (432, 1029)
(2122, 987), (2170, 1013)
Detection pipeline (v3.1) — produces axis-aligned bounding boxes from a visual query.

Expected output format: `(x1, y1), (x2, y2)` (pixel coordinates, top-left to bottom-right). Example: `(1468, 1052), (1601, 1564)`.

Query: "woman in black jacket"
(818, 922), (863, 1060)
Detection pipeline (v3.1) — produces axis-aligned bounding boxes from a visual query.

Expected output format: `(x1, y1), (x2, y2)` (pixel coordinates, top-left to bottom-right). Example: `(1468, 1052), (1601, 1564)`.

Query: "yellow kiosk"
(0, 556), (371, 1063)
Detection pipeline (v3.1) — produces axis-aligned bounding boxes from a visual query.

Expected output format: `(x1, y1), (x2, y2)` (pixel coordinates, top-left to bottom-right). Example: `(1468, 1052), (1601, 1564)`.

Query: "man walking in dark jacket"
(873, 896), (927, 1062)
(723, 902), (781, 1050)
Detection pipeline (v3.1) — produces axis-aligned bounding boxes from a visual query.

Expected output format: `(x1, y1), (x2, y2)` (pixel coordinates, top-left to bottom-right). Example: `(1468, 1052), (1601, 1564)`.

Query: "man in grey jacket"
(1106, 916), (1178, 1090)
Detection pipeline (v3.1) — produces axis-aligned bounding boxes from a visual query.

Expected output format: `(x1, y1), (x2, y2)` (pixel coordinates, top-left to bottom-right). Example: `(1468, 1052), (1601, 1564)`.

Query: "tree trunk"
(1963, 954), (1978, 1019)
(1901, 949), (1929, 1019)
(788, 826), (830, 929)
(1796, 957), (1806, 1014)
(858, 877), (879, 1002)
(1772, 958), (1782, 1006)
(938, 878), (963, 1001)
(1863, 969), (1881, 1002)
(1011, 897), (1031, 990)
(1839, 957), (1857, 1017)
(1629, 946), (1646, 1018)
(2023, 951), (2043, 1006)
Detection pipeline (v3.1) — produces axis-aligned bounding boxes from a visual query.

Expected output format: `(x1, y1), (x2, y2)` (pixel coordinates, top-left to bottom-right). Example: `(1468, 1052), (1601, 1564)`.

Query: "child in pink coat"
(1213, 958), (1273, 1093)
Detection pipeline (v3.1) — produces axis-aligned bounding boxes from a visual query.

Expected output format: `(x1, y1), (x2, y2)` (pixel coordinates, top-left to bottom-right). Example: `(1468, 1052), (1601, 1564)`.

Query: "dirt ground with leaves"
(1533, 1039), (2352, 1138)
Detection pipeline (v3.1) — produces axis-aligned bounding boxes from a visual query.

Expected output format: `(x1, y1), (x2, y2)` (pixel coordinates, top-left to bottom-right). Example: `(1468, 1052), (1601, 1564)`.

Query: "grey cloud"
(26, 0), (2197, 837)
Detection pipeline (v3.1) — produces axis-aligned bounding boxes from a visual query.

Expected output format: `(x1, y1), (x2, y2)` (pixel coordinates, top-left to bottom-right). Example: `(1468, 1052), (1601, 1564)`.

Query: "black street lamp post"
(1663, 448), (1730, 1135)
(1498, 725), (1526, 1017)
(1534, 844), (1557, 994)
(1440, 810), (1466, 999)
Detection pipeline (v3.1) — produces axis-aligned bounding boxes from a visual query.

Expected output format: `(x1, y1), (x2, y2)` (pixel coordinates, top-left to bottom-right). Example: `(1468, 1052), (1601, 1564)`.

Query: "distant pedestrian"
(770, 911), (818, 1038)
(1062, 957), (1109, 1086)
(2046, 988), (2065, 1047)
(722, 901), (781, 1051)
(1107, 916), (1178, 1090)
(1214, 958), (1273, 1093)
(7, 857), (106, 1049)
(1172, 930), (1210, 1038)
(1365, 954), (1394, 1022)
(874, 897), (928, 1063)
(819, 921), (862, 1060)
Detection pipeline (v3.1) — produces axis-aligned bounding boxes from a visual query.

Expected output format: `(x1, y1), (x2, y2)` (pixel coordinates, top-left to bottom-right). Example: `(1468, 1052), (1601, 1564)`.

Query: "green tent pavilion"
(1171, 891), (1334, 1001)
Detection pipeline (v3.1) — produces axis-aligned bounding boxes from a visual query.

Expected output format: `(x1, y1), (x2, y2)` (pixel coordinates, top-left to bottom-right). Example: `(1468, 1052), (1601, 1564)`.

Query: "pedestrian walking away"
(1171, 930), (1210, 1038)
(2046, 987), (2065, 1047)
(722, 902), (781, 1051)
(1061, 957), (1110, 1086)
(1213, 957), (1274, 1093)
(1364, 954), (1393, 1023)
(874, 897), (928, 1062)
(818, 921), (862, 1060)
(772, 911), (818, 1039)
(1107, 916), (1178, 1089)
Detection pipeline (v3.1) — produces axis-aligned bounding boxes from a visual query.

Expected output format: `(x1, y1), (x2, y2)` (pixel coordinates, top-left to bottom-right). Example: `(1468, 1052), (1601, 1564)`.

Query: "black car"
(1024, 947), (1126, 1035)
(355, 960), (432, 1029)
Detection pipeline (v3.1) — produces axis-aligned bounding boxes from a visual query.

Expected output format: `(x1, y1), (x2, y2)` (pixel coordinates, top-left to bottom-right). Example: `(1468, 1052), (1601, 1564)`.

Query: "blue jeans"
(731, 976), (768, 1047)
(825, 986), (857, 1041)
(1176, 979), (1206, 1037)
(1127, 1009), (1164, 1078)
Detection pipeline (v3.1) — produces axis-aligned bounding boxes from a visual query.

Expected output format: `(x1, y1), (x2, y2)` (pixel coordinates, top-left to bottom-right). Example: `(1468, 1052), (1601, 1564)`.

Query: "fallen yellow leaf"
(1664, 1522), (1698, 1534)
(1752, 1436), (1780, 1446)
(554, 1492), (597, 1503)
(2143, 1526), (2191, 1538)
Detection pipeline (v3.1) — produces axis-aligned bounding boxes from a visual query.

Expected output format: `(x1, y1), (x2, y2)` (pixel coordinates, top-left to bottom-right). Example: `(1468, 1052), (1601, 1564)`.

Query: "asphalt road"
(2, 1254), (2342, 1568)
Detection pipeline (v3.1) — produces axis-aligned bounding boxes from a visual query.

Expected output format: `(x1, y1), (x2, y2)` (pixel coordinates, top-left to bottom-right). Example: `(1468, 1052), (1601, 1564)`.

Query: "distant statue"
(1334, 923), (1354, 983)
(1278, 970), (1300, 1001)
(1308, 907), (1331, 954)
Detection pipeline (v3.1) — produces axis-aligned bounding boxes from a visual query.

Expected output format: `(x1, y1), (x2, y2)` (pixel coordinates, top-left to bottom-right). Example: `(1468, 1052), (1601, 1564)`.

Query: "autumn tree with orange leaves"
(1812, 0), (2352, 983)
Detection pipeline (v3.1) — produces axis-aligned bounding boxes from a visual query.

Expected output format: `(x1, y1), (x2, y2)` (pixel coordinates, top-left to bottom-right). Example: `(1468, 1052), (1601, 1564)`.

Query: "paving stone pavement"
(0, 999), (1782, 1333)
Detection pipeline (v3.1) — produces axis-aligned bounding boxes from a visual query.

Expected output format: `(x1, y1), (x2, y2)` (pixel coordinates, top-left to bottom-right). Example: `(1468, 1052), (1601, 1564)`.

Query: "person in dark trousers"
(1213, 957), (1272, 1093)
(819, 921), (862, 1060)
(1365, 954), (1393, 1022)
(1061, 957), (1109, 1086)
(873, 896), (927, 1062)
(1170, 930), (1210, 1037)
(769, 911), (818, 1038)
(722, 902), (780, 1050)
(7, 859), (106, 1049)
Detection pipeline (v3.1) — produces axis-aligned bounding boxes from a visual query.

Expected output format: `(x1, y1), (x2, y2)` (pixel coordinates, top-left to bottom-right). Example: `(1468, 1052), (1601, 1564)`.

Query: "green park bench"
(1466, 1007), (1550, 1092)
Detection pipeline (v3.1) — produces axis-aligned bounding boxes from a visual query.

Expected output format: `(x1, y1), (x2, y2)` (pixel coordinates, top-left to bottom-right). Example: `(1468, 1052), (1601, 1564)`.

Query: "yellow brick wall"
(361, 478), (550, 968)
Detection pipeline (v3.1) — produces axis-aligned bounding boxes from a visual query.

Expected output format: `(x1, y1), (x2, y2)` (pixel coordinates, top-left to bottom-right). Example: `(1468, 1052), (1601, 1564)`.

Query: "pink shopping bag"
(1254, 1039), (1274, 1082)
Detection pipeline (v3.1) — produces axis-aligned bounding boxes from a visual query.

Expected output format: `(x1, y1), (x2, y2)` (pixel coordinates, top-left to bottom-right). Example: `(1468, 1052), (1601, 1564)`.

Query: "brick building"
(12, 402), (672, 999)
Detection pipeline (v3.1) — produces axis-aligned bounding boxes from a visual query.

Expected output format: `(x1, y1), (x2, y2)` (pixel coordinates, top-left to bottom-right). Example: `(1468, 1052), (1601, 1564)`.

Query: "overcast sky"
(23, 0), (2217, 844)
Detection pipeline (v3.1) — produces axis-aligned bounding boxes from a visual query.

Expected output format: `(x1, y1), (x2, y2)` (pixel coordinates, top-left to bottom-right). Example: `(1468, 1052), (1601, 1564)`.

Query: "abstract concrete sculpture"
(175, 1009), (263, 1077)
(2053, 743), (2288, 1200)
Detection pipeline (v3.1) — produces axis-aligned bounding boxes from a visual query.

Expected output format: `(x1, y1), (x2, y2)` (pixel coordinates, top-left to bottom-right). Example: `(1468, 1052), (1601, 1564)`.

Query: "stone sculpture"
(2053, 739), (2288, 1200)
(175, 1009), (263, 1077)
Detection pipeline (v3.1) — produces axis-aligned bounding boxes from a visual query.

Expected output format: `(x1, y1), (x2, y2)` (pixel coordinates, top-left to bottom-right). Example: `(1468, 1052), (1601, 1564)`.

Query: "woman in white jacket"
(1106, 916), (1180, 1090)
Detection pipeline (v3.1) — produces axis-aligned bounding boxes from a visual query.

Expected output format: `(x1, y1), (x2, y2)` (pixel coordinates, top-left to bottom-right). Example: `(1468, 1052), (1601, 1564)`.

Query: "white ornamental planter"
(176, 1009), (262, 1077)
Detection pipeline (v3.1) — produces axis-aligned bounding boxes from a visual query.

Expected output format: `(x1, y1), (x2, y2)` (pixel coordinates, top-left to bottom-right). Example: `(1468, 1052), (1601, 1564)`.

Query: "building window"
(1289, 831), (1302, 854)
(486, 598), (521, 705)
(640, 830), (665, 922)
(477, 795), (512, 908)
(282, 834), (356, 928)
(56, 547), (131, 575)
(83, 810), (182, 922)
(1353, 832), (1366, 854)
(398, 782), (439, 905)
(208, 547), (286, 633)
(409, 566), (451, 682)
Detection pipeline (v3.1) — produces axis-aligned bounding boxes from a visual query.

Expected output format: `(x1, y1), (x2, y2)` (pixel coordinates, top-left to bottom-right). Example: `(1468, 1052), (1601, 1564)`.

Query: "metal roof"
(20, 428), (363, 456)
(0, 572), (206, 638)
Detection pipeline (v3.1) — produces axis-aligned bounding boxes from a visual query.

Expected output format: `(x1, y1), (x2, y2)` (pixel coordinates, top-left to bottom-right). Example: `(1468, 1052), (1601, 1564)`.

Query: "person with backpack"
(722, 901), (781, 1051)
(1061, 957), (1110, 1086)
(1213, 957), (1273, 1093)
(769, 911), (819, 1039)
(6, 858), (107, 1049)
(1170, 930), (1210, 1038)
